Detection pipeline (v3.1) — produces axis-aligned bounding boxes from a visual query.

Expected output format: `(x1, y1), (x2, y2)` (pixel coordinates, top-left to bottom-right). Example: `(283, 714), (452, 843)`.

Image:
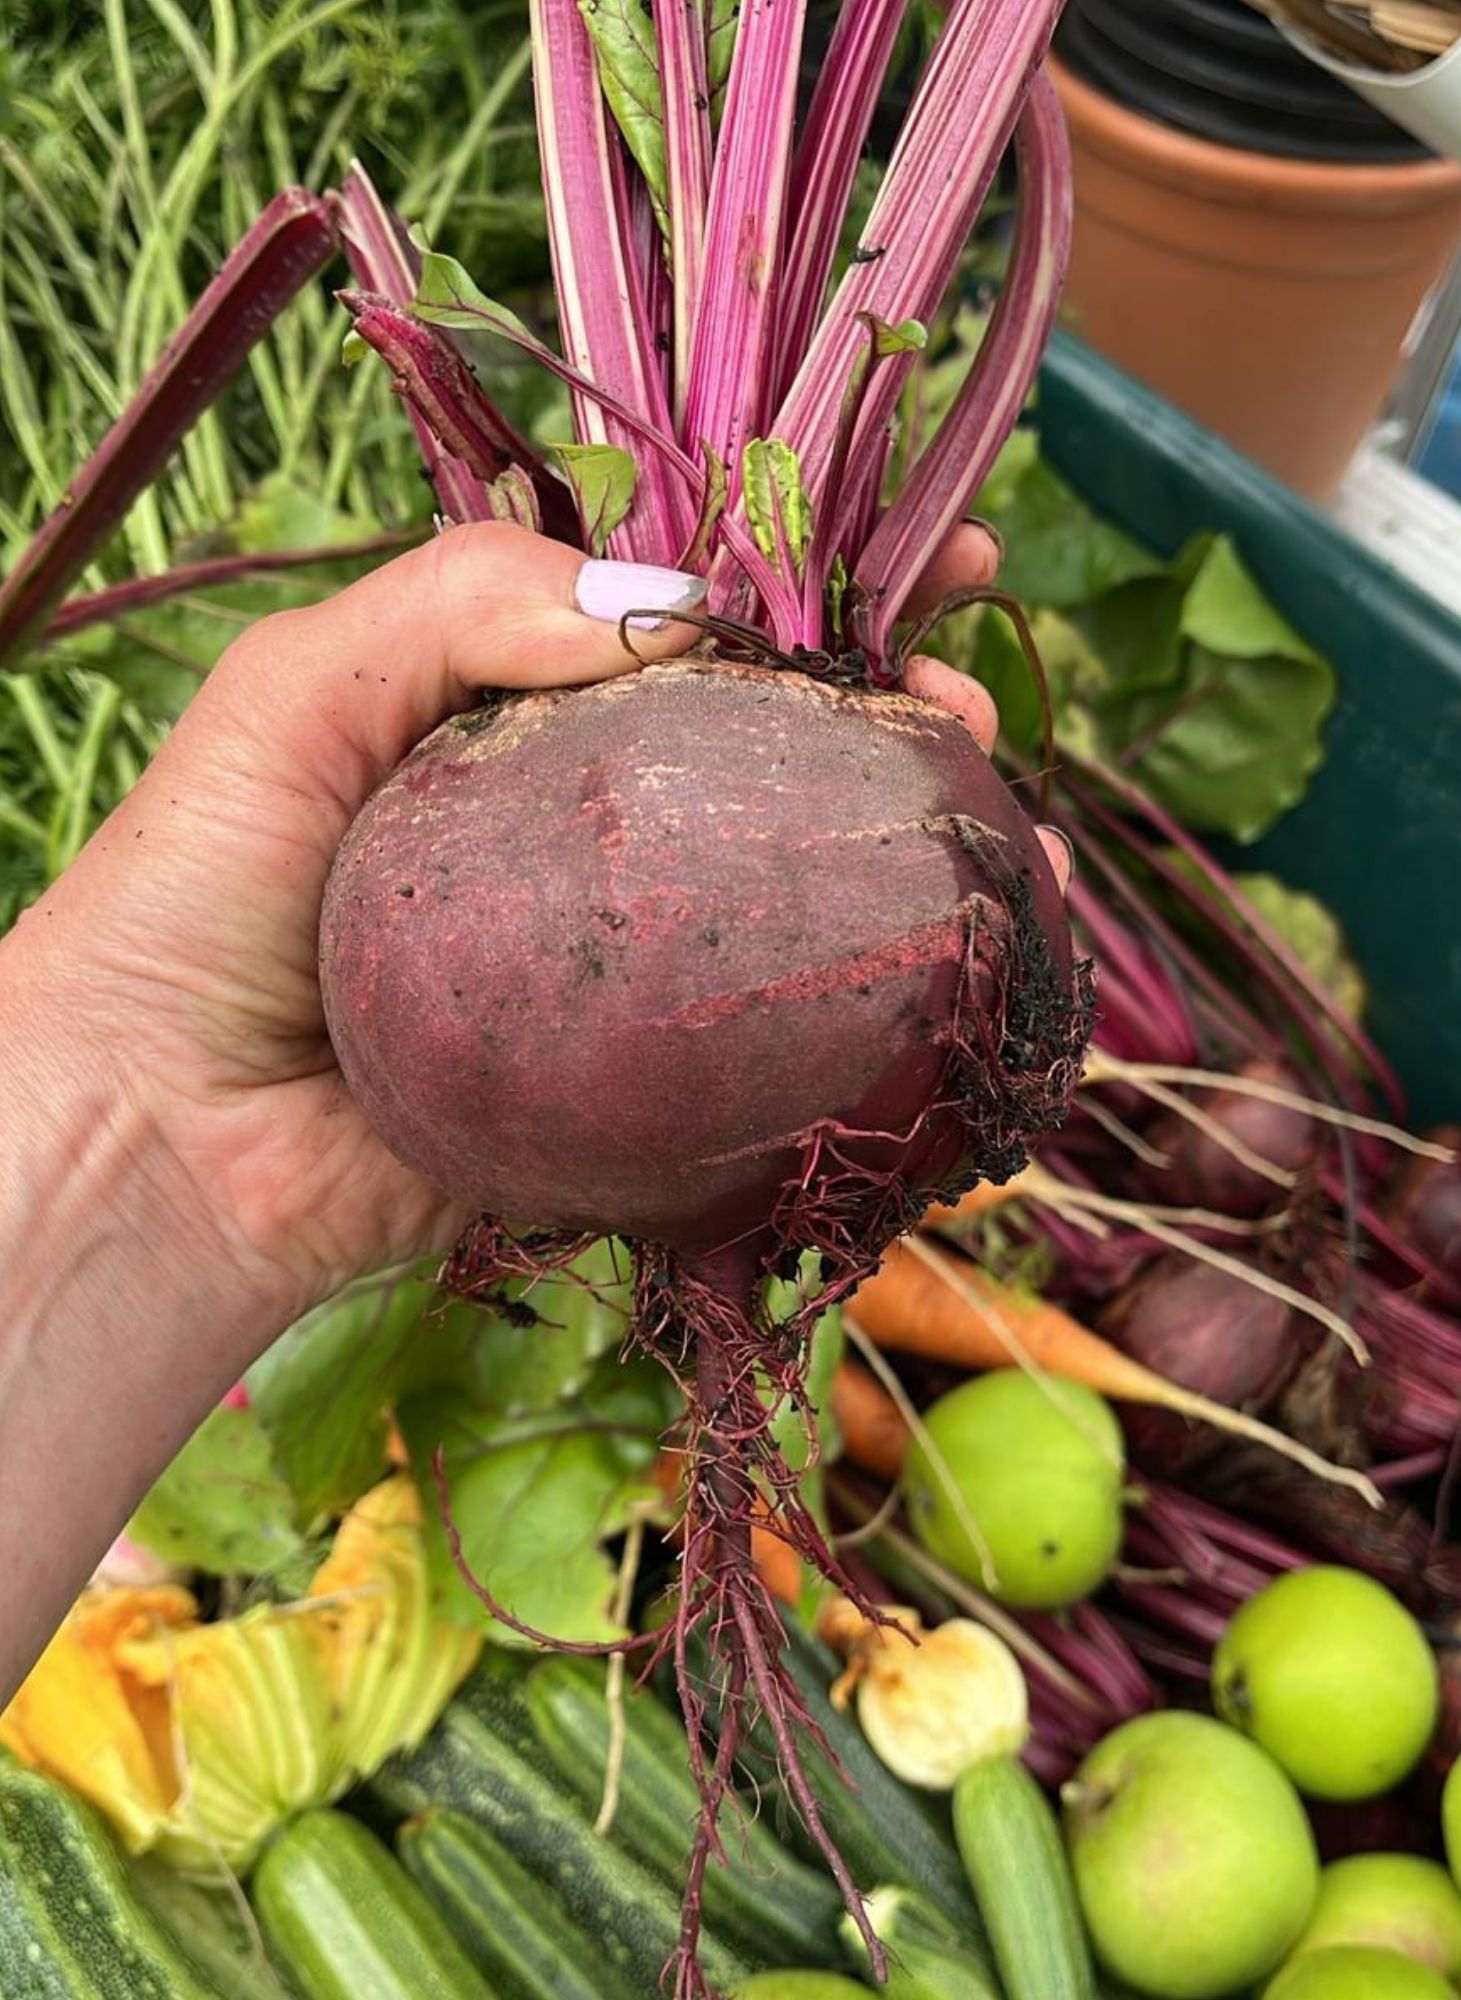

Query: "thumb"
(200, 523), (708, 794)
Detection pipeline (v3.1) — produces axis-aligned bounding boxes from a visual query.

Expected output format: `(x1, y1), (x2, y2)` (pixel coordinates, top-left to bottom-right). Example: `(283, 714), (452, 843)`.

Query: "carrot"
(655, 1448), (802, 1603)
(921, 1170), (1035, 1230)
(849, 1235), (1379, 1502)
(831, 1358), (912, 1480)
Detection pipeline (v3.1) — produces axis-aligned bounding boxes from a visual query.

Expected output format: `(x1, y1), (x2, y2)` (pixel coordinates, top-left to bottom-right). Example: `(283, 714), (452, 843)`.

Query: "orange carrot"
(655, 1448), (802, 1603)
(831, 1358), (911, 1480)
(921, 1169), (1034, 1230)
(750, 1519), (804, 1606)
(848, 1235), (1378, 1501)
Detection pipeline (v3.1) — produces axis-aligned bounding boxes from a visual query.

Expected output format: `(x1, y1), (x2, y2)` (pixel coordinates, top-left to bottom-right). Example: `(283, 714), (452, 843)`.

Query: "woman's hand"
(0, 518), (1065, 1697)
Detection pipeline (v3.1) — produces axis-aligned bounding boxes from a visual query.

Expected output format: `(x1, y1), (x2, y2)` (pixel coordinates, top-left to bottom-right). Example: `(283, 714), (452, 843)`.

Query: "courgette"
(839, 1886), (1001, 2000)
(698, 1619), (982, 1932)
(399, 1806), (636, 2000)
(952, 1755), (1095, 2000)
(0, 1761), (222, 2000)
(251, 1808), (496, 2000)
(366, 1692), (752, 1995)
(527, 1656), (843, 1968)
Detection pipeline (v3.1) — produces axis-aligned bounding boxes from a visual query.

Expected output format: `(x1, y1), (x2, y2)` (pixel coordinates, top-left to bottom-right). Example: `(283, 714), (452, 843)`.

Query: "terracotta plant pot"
(1050, 55), (1461, 500)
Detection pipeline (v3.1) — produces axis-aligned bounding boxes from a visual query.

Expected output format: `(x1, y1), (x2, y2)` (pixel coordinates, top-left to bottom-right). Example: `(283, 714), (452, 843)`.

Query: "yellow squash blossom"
(0, 1473), (479, 1875)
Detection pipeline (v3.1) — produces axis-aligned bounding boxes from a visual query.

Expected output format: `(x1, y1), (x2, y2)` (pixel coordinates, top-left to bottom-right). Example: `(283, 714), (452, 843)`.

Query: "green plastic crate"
(1036, 331), (1461, 1125)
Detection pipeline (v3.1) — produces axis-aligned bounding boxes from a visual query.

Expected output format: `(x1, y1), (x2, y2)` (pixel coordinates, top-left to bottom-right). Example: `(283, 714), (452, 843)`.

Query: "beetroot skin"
(319, 657), (1089, 1995)
(321, 660), (1084, 1255)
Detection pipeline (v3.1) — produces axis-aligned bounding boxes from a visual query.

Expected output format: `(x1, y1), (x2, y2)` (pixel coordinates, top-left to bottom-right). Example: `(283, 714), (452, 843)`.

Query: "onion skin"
(320, 659), (1085, 1256)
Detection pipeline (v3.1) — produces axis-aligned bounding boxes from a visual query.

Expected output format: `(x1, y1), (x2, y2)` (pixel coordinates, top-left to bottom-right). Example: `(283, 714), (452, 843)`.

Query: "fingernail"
(574, 559), (708, 631)
(1040, 825), (1074, 883)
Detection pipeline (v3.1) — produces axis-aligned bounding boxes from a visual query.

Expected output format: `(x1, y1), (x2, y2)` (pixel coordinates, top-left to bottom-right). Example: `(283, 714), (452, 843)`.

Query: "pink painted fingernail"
(574, 559), (707, 631)
(1040, 825), (1074, 886)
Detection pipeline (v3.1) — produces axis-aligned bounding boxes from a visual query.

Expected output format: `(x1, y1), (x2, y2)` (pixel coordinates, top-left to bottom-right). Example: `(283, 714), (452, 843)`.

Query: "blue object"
(1416, 338), (1461, 501)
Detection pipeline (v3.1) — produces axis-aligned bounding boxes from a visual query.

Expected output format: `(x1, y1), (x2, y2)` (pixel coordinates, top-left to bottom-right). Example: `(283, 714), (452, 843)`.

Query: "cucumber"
(251, 1808), (495, 2000)
(699, 1619), (982, 1933)
(527, 1656), (843, 1968)
(0, 1760), (221, 2000)
(366, 1692), (752, 1995)
(839, 1886), (1001, 2000)
(952, 1755), (1095, 2000)
(399, 1806), (636, 2000)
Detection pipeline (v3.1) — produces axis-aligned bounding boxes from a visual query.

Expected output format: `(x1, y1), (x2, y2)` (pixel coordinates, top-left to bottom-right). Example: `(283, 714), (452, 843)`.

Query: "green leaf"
(864, 315), (927, 361)
(247, 1271), (444, 1522)
(742, 437), (812, 580)
(705, 0), (740, 126)
(578, 0), (668, 237)
(413, 253), (539, 345)
(547, 442), (638, 556)
(976, 456), (1163, 609)
(1083, 536), (1336, 842)
(397, 1391), (661, 1643)
(397, 1238), (634, 1418)
(129, 1405), (303, 1576)
(1181, 536), (1324, 668)
(1231, 872), (1366, 1022)
(972, 605), (1109, 756)
(681, 443), (729, 571)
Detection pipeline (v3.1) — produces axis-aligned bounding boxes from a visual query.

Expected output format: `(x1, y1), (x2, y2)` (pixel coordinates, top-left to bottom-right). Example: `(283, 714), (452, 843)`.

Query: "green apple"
(1444, 1756), (1461, 1888)
(1264, 1945), (1454, 2000)
(1212, 1567), (1439, 1800)
(1290, 1853), (1461, 1978)
(903, 1369), (1125, 1610)
(1063, 1711), (1318, 1999)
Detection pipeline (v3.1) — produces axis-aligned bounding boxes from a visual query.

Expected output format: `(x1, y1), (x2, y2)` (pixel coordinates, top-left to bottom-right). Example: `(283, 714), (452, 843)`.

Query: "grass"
(0, 0), (550, 921)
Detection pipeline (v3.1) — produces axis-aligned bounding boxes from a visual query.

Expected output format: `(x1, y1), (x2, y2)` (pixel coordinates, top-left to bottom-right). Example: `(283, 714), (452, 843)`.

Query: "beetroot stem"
(0, 188), (337, 664)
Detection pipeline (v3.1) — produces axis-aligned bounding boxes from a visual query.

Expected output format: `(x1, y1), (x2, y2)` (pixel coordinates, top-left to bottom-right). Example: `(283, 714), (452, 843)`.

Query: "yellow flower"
(308, 1473), (482, 1779)
(0, 1473), (480, 1874)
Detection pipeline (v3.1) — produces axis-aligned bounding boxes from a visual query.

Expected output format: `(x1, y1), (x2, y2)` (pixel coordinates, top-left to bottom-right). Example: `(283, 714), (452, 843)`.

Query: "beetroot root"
(320, 659), (1089, 1994)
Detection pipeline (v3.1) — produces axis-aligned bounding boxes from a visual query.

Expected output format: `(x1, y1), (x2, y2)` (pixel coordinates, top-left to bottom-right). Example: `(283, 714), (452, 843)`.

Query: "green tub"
(1036, 332), (1461, 1124)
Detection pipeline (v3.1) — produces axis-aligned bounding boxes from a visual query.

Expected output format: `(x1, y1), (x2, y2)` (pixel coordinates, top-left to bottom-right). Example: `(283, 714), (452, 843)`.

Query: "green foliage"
(129, 1404), (304, 1575)
(963, 451), (1337, 843)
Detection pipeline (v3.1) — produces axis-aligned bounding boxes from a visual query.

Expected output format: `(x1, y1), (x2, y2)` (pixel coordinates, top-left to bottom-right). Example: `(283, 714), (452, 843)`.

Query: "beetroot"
(321, 658), (1088, 1980)
(322, 663), (1080, 1248)
(1100, 1255), (1297, 1477)
(1146, 1056), (1319, 1217)
(1386, 1126), (1461, 1285)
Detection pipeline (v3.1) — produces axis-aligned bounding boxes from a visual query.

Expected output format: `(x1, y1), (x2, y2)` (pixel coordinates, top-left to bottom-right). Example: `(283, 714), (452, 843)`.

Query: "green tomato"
(1064, 1711), (1318, 2000)
(903, 1369), (1125, 1610)
(1212, 1567), (1439, 1801)
(1291, 1853), (1461, 1978)
(1264, 1945), (1454, 2000)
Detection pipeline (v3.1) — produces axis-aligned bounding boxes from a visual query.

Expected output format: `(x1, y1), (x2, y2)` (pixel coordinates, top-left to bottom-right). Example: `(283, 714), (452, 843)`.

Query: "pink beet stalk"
(0, 190), (337, 663)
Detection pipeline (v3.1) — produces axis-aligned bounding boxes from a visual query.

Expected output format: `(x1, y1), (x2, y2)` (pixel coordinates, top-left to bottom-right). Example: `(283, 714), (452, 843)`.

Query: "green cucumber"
(0, 1761), (222, 2000)
(839, 1886), (1001, 2000)
(953, 1755), (1095, 2000)
(251, 1808), (495, 2000)
(399, 1806), (636, 2000)
(366, 1692), (752, 1995)
(527, 1656), (843, 1968)
(712, 1620), (982, 1932)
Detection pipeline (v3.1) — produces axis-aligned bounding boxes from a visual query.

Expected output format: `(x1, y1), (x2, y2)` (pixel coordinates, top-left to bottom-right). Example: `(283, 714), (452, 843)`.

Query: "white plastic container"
(1279, 24), (1461, 163)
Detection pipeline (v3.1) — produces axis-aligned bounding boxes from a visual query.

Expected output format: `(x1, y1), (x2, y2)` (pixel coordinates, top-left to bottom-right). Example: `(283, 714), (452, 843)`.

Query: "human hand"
(7, 520), (1069, 1331)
